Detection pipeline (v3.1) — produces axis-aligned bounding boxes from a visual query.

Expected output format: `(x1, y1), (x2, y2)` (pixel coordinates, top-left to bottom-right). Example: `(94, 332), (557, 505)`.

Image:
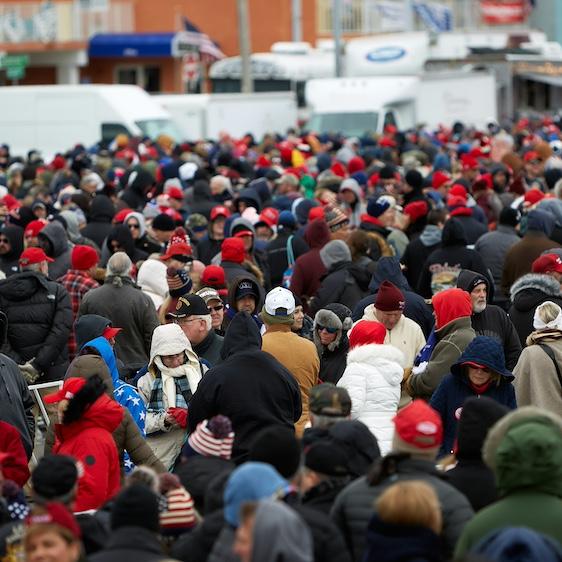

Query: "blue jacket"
(83, 337), (146, 437)
(430, 336), (516, 457)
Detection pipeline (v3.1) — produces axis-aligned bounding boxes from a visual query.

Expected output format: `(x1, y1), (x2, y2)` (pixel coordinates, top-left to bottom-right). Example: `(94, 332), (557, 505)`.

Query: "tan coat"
(262, 324), (320, 437)
(513, 329), (562, 415)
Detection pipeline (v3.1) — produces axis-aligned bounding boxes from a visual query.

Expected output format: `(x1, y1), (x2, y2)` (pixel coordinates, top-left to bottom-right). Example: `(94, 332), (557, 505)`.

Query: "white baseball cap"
(264, 287), (295, 316)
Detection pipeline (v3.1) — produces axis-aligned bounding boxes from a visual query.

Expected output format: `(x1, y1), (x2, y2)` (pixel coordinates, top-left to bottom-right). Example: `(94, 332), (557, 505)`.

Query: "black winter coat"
(318, 337), (349, 385)
(310, 262), (370, 316)
(0, 225), (24, 277)
(188, 312), (302, 463)
(508, 273), (562, 346)
(90, 526), (169, 562)
(197, 235), (223, 266)
(446, 460), (498, 513)
(451, 214), (488, 245)
(81, 195), (116, 249)
(0, 272), (72, 381)
(172, 510), (224, 562)
(266, 229), (309, 287)
(193, 330), (224, 368)
(302, 480), (349, 516)
(190, 181), (216, 219)
(401, 235), (440, 291)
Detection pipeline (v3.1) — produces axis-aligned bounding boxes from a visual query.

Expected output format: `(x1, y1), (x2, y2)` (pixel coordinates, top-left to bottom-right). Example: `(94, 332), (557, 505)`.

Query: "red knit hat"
(524, 188), (545, 206)
(71, 245), (99, 270)
(221, 237), (245, 264)
(349, 320), (387, 349)
(431, 171), (451, 189)
(26, 503), (81, 539)
(403, 201), (429, 223)
(375, 281), (405, 312)
(201, 265), (226, 288)
(449, 184), (468, 199)
(330, 162), (346, 178)
(347, 156), (366, 174)
(393, 400), (443, 450)
(308, 207), (325, 222)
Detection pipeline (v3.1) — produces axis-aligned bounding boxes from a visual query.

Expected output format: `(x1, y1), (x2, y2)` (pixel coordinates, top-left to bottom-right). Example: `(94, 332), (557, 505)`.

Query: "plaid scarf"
(147, 375), (192, 412)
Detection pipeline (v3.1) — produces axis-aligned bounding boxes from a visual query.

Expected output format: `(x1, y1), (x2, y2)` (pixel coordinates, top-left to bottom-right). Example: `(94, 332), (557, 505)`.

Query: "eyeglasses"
(208, 304), (224, 312)
(128, 223), (140, 230)
(317, 325), (338, 334)
(0, 238), (9, 244)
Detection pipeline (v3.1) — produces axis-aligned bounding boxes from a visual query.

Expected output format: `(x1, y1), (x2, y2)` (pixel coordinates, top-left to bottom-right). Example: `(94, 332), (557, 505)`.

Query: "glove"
(19, 360), (40, 384)
(167, 407), (188, 429)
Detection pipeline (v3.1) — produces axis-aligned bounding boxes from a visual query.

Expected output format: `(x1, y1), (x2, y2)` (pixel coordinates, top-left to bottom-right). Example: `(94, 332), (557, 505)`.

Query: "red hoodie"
(433, 288), (472, 330)
(0, 421), (30, 487)
(54, 394), (123, 511)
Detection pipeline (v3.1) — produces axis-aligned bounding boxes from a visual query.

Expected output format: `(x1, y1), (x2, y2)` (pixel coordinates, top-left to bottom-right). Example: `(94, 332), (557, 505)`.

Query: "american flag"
(182, 17), (225, 63)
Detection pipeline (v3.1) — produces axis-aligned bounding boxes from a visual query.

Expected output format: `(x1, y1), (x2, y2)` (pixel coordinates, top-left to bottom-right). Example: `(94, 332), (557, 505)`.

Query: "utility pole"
(292, 0), (302, 42)
(237, 0), (253, 93)
(333, 0), (343, 77)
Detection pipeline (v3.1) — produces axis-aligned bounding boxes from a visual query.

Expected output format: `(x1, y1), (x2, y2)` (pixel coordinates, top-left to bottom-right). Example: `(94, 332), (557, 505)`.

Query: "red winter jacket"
(0, 420), (30, 487)
(53, 394), (123, 511)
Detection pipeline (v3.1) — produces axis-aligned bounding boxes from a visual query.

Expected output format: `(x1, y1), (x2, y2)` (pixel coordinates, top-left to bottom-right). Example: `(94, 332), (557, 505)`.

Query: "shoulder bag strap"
(537, 343), (562, 391)
(286, 235), (295, 266)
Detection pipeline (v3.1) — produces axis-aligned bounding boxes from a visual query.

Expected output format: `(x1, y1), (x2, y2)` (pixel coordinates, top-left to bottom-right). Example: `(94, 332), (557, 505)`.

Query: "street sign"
(0, 54), (29, 82)
(6, 66), (25, 80)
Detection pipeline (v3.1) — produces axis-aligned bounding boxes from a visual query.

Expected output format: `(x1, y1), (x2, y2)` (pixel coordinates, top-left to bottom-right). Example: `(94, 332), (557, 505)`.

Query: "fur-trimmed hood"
(510, 273), (562, 300)
(313, 307), (353, 352)
(346, 343), (405, 370)
(483, 406), (562, 497)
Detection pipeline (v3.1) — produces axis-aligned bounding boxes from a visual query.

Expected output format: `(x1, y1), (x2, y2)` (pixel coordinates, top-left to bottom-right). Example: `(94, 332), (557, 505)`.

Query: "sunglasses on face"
(0, 238), (10, 244)
(128, 223), (140, 230)
(317, 325), (338, 334)
(208, 304), (224, 312)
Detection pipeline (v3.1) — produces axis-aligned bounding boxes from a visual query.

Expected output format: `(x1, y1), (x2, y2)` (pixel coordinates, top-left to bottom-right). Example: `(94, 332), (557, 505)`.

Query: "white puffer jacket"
(337, 343), (404, 455)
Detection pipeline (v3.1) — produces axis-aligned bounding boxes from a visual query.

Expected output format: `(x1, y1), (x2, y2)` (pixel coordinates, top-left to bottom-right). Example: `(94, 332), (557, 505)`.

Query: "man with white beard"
(457, 270), (522, 370)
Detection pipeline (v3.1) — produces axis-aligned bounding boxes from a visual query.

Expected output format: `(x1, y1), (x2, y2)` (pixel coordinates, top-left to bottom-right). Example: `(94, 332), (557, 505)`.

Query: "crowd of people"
(0, 117), (561, 562)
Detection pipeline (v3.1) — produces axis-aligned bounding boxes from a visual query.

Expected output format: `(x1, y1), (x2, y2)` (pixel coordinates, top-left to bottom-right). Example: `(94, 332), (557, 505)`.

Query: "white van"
(0, 84), (182, 158)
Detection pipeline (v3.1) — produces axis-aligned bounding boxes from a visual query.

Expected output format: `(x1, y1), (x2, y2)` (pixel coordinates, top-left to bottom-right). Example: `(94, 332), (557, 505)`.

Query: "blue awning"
(89, 33), (175, 58)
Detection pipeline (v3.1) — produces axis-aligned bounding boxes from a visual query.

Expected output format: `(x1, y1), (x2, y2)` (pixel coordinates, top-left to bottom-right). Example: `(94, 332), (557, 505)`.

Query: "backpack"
(282, 235), (295, 289)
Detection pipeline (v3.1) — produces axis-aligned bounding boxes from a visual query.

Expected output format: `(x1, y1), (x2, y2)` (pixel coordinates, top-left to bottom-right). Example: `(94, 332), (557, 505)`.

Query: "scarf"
(533, 301), (562, 331)
(469, 379), (492, 395)
(148, 358), (198, 411)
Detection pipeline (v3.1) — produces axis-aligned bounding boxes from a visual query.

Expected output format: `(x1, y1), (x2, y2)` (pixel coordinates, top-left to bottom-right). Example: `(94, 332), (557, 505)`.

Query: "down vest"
(331, 457), (474, 562)
(0, 271), (72, 381)
(337, 344), (404, 455)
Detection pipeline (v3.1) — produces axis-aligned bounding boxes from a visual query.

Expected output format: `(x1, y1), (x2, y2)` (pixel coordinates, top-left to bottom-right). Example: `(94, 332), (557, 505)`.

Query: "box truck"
(305, 72), (498, 136)
(0, 84), (182, 158)
(156, 91), (299, 141)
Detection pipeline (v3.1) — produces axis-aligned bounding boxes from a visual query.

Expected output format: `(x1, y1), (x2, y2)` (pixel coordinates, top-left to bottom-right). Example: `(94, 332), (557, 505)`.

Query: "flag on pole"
(181, 17), (225, 63)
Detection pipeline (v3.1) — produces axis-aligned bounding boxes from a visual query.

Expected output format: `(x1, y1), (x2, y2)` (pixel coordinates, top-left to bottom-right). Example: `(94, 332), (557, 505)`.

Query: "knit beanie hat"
(71, 245), (99, 271)
(159, 482), (197, 536)
(375, 280), (406, 312)
(184, 416), (235, 460)
(152, 213), (175, 232)
(31, 455), (78, 503)
(392, 400), (443, 460)
(248, 426), (302, 479)
(348, 320), (386, 349)
(319, 240), (351, 269)
(222, 237), (245, 264)
(323, 205), (349, 233)
(166, 266), (193, 298)
(111, 484), (160, 532)
(367, 196), (394, 218)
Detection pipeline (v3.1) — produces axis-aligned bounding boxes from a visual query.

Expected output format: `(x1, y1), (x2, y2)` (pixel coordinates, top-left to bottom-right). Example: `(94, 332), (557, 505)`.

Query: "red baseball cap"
(431, 171), (452, 189)
(19, 247), (54, 266)
(210, 206), (231, 221)
(257, 207), (279, 228)
(449, 184), (468, 199)
(102, 326), (123, 340)
(24, 219), (47, 237)
(26, 503), (82, 539)
(524, 150), (541, 163)
(393, 400), (443, 449)
(166, 187), (184, 201)
(524, 189), (545, 206)
(44, 378), (87, 404)
(233, 228), (254, 238)
(532, 253), (562, 274)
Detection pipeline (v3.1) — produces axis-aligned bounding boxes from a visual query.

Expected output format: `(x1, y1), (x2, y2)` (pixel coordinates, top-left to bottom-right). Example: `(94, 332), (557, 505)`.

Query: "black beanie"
(32, 455), (78, 501)
(405, 169), (423, 191)
(111, 484), (160, 532)
(499, 207), (519, 228)
(248, 426), (302, 478)
(152, 213), (175, 232)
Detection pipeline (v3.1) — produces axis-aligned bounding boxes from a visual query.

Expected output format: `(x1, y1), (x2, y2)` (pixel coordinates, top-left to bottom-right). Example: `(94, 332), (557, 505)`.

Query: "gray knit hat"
(319, 240), (351, 270)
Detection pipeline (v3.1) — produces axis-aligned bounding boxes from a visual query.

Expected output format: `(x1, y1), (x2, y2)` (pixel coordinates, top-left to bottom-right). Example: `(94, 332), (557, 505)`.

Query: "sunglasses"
(128, 223), (140, 230)
(208, 304), (224, 312)
(0, 238), (9, 244)
(317, 325), (338, 334)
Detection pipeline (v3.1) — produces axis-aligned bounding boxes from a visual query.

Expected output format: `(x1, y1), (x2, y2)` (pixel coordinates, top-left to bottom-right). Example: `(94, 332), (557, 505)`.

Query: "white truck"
(305, 72), (498, 136)
(156, 91), (299, 141)
(0, 84), (182, 158)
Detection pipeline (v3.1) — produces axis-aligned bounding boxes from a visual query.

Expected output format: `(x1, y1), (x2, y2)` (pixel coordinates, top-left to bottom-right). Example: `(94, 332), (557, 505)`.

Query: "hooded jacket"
(105, 224), (148, 265)
(502, 210), (561, 295)
(352, 257), (434, 338)
(408, 289), (475, 399)
(124, 212), (162, 255)
(456, 269), (521, 369)
(0, 271), (72, 381)
(445, 396), (509, 512)
(137, 259), (168, 310)
(331, 456), (474, 562)
(417, 219), (491, 298)
(84, 336), (146, 435)
(190, 180), (216, 219)
(401, 226), (442, 290)
(291, 220), (331, 308)
(0, 225), (24, 277)
(266, 227), (309, 287)
(313, 305), (353, 384)
(223, 275), (264, 332)
(430, 336), (516, 456)
(235, 187), (262, 213)
(54, 391), (123, 511)
(508, 273), (562, 346)
(337, 343), (404, 454)
(188, 312), (302, 462)
(79, 275), (160, 368)
(45, 355), (165, 474)
(455, 407), (562, 557)
(513, 329), (562, 415)
(81, 195), (116, 248)
(38, 221), (73, 280)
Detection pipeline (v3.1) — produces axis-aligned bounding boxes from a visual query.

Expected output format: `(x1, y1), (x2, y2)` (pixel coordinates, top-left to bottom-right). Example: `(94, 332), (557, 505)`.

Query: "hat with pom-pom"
(183, 416), (235, 460)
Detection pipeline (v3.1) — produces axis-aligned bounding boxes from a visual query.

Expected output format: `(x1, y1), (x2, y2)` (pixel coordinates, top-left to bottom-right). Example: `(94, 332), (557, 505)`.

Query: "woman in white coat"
(338, 320), (404, 454)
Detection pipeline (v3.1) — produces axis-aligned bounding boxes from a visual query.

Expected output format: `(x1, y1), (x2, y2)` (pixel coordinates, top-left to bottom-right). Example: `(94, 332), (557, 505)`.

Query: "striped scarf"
(147, 376), (192, 412)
